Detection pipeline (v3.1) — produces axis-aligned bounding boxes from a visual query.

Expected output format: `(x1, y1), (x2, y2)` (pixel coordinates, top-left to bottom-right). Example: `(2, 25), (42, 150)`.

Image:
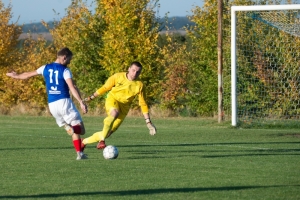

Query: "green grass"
(0, 115), (299, 200)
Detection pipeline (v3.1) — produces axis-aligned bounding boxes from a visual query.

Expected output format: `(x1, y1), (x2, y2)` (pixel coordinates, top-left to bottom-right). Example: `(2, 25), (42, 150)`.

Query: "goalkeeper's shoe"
(64, 124), (74, 136)
(96, 140), (106, 149)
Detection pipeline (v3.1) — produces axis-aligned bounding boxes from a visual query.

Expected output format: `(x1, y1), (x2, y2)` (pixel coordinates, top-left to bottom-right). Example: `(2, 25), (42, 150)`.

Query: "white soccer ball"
(103, 145), (119, 159)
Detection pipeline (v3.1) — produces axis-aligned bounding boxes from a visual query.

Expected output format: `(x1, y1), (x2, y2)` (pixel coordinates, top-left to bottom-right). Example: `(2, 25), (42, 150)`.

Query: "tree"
(0, 1), (22, 96)
(44, 0), (108, 100)
(158, 32), (190, 115)
(98, 0), (162, 106)
(2, 38), (55, 111)
(0, 1), (21, 66)
(0, 2), (58, 112)
(185, 0), (220, 116)
(0, 1), (23, 110)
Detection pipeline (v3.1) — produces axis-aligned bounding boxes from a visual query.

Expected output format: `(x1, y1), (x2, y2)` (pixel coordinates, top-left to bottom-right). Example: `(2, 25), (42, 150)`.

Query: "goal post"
(231, 4), (300, 127)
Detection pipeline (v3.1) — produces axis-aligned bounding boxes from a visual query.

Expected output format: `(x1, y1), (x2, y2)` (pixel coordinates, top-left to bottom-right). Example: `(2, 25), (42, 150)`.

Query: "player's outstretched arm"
(6, 71), (38, 79)
(84, 75), (115, 102)
(143, 113), (157, 135)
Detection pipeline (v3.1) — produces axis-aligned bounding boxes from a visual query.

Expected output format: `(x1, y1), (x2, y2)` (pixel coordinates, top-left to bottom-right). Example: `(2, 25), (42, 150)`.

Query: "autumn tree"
(45, 0), (107, 101)
(2, 38), (56, 113)
(41, 0), (164, 110)
(184, 0), (258, 116)
(158, 32), (190, 115)
(98, 0), (162, 105)
(0, 1), (22, 96)
(186, 0), (296, 118)
(0, 1), (51, 112)
(226, 0), (300, 123)
(183, 0), (220, 116)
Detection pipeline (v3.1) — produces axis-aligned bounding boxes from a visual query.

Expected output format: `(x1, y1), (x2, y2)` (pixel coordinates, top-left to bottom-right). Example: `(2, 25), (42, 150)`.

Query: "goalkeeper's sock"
(83, 132), (102, 144)
(72, 139), (81, 152)
(101, 116), (115, 140)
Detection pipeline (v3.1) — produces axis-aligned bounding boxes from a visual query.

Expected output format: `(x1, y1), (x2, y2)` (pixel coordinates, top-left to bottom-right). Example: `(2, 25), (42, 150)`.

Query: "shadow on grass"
(0, 141), (299, 152)
(1, 185), (299, 199)
(201, 153), (300, 158)
(117, 141), (300, 148)
(120, 142), (300, 159)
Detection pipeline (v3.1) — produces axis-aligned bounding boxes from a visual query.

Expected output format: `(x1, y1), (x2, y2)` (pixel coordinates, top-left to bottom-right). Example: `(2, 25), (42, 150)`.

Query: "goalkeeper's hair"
(130, 61), (143, 69)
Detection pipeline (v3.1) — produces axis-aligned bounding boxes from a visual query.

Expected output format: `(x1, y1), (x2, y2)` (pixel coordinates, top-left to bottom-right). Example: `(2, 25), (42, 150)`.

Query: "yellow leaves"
(0, 1), (53, 107)
(99, 0), (160, 74)
(0, 7), (21, 66)
(48, 0), (95, 48)
(1, 0), (163, 110)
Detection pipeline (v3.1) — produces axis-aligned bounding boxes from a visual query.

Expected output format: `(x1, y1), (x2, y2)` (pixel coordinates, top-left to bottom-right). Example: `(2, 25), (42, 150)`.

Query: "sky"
(2, 0), (204, 24)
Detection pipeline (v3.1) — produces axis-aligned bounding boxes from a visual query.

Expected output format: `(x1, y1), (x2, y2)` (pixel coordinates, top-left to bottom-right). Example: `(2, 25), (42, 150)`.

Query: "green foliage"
(44, 0), (108, 108)
(2, 37), (56, 110)
(0, 1), (50, 109)
(184, 0), (219, 116)
(97, 0), (162, 106)
(3, 0), (298, 119)
(158, 33), (189, 115)
(234, 7), (300, 123)
(157, 33), (188, 48)
(184, 0), (293, 117)
(43, 0), (165, 108)
(0, 1), (22, 80)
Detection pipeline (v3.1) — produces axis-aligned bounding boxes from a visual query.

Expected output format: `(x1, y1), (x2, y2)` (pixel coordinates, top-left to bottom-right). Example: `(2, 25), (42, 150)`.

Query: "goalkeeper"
(82, 61), (156, 149)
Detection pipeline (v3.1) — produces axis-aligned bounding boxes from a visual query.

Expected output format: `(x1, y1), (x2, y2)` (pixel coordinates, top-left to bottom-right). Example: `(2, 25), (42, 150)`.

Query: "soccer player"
(82, 61), (156, 150)
(6, 47), (88, 160)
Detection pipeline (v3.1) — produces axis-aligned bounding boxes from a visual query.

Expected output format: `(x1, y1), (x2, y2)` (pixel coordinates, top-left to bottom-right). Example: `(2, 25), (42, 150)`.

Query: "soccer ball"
(103, 145), (119, 159)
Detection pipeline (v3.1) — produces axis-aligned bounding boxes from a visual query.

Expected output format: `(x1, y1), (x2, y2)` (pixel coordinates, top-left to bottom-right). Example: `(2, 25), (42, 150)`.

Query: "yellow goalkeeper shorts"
(105, 93), (131, 132)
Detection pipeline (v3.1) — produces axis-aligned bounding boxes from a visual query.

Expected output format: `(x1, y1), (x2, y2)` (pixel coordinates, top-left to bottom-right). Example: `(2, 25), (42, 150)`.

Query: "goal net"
(231, 5), (300, 127)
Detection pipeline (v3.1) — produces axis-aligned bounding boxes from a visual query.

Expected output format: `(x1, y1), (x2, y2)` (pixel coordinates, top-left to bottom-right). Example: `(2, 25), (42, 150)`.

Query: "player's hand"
(6, 71), (17, 78)
(146, 122), (157, 135)
(80, 102), (88, 114)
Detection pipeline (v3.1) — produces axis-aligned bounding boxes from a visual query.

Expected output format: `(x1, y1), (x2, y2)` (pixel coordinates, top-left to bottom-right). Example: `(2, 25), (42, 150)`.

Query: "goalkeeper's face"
(127, 64), (142, 81)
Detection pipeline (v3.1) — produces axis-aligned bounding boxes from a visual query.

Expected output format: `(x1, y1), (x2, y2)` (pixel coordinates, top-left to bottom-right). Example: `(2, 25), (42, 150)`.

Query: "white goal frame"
(231, 4), (300, 126)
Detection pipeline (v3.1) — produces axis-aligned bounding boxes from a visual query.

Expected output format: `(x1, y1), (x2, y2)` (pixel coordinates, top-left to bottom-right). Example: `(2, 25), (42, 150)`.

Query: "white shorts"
(48, 98), (82, 127)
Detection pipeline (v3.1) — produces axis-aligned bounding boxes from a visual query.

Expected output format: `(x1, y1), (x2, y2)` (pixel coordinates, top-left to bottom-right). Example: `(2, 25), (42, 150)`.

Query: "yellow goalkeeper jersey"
(95, 72), (149, 114)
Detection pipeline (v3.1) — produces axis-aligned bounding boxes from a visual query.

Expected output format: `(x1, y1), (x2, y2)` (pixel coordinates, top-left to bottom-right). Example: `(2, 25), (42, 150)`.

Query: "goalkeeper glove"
(83, 94), (95, 102)
(145, 118), (156, 135)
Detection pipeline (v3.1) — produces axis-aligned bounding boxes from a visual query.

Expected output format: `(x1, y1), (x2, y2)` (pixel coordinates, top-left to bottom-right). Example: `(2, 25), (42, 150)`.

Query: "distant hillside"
(21, 17), (195, 33)
(159, 16), (195, 31)
(21, 21), (55, 33)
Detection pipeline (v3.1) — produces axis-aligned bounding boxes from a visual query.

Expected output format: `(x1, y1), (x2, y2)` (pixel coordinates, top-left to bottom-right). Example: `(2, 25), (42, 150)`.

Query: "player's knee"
(110, 109), (119, 118)
(73, 124), (85, 135)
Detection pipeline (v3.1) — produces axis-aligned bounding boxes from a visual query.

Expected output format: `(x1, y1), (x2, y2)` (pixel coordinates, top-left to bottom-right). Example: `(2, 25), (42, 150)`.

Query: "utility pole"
(218, 0), (224, 122)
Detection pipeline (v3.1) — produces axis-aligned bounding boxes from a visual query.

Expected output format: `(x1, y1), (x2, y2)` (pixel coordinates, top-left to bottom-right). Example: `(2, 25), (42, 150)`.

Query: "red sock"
(73, 139), (81, 152)
(73, 125), (82, 134)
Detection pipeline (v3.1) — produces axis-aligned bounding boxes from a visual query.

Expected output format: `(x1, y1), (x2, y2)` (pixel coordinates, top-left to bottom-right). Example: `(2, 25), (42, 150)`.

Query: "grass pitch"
(0, 115), (299, 200)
